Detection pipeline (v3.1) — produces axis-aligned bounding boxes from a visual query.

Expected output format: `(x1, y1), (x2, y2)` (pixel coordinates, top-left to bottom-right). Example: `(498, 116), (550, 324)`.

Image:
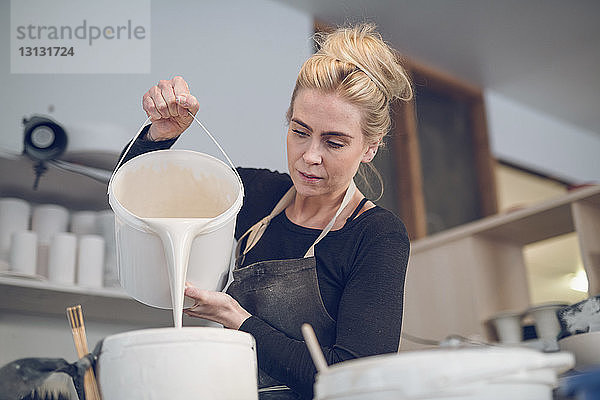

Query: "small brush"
(66, 305), (101, 400)
(23, 373), (74, 400)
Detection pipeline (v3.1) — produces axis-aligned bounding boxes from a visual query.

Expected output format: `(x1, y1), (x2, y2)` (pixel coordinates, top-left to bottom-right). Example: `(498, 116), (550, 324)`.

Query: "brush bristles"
(24, 373), (75, 400)
(23, 390), (72, 400)
(67, 306), (83, 330)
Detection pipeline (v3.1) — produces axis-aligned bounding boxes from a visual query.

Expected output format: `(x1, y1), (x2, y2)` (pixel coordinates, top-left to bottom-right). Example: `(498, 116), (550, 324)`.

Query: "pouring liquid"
(144, 218), (211, 328)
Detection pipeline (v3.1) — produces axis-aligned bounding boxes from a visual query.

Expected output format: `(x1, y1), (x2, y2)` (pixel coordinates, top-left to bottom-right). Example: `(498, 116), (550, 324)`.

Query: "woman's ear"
(362, 141), (380, 163)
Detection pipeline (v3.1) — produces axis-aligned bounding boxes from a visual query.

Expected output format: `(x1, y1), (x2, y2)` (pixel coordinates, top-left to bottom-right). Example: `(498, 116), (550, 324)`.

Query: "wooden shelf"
(401, 185), (600, 351)
(413, 185), (600, 251)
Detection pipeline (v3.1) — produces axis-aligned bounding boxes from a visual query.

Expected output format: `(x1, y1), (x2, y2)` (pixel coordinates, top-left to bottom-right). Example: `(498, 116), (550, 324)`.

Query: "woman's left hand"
(184, 285), (251, 329)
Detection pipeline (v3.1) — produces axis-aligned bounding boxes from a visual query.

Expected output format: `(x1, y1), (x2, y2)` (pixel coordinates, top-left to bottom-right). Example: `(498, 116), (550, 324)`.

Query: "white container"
(0, 198), (31, 263)
(314, 348), (574, 400)
(77, 234), (105, 288)
(70, 211), (97, 235)
(488, 310), (523, 344)
(96, 210), (118, 287)
(97, 327), (258, 400)
(108, 149), (243, 309)
(9, 231), (38, 276)
(32, 204), (69, 245)
(527, 302), (567, 350)
(47, 232), (77, 284)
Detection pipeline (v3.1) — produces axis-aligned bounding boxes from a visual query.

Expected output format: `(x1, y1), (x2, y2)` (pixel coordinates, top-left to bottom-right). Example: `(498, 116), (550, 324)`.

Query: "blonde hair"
(287, 23), (413, 146)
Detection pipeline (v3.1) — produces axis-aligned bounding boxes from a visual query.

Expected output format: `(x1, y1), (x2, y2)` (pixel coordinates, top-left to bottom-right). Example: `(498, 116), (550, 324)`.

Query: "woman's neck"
(285, 189), (364, 230)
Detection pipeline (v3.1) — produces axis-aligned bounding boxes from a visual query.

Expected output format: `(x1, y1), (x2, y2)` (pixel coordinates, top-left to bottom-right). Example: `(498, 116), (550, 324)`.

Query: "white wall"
(485, 89), (600, 183)
(0, 311), (147, 364)
(0, 0), (313, 173)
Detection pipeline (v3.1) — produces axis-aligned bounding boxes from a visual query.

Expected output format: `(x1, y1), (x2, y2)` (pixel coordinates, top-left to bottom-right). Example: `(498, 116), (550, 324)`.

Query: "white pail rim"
(108, 149), (243, 235)
(315, 347), (574, 399)
(102, 327), (255, 354)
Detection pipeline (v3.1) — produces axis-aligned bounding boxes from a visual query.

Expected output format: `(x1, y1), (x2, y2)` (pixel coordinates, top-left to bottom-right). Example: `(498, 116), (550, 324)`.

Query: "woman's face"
(287, 89), (378, 200)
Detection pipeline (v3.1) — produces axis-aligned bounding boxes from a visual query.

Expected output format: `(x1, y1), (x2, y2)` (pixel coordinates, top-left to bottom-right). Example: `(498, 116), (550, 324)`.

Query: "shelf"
(401, 184), (600, 352)
(0, 276), (194, 326)
(0, 152), (117, 210)
(412, 185), (600, 251)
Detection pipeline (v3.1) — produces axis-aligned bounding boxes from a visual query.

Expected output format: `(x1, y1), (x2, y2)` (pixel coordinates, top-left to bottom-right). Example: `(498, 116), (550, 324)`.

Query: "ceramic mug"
(9, 231), (38, 276)
(0, 198), (31, 263)
(488, 310), (523, 344)
(77, 234), (105, 288)
(48, 232), (77, 284)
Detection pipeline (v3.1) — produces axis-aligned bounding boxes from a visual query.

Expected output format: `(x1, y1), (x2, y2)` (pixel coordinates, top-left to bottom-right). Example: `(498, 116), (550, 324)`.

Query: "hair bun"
(315, 24), (412, 102)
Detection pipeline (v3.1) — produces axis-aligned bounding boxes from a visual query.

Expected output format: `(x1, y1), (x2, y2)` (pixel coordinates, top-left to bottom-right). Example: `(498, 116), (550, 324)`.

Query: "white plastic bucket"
(97, 327), (258, 400)
(108, 149), (243, 309)
(314, 347), (574, 400)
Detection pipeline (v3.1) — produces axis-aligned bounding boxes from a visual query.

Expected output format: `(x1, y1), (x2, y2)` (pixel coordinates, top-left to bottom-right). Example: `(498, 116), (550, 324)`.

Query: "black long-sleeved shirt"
(121, 127), (410, 399)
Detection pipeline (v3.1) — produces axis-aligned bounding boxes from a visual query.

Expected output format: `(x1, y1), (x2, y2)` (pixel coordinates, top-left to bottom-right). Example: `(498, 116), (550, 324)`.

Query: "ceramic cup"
(70, 211), (98, 236)
(32, 204), (70, 245)
(9, 231), (38, 276)
(33, 204), (70, 278)
(48, 232), (77, 284)
(527, 302), (568, 352)
(527, 303), (568, 341)
(489, 310), (523, 344)
(96, 210), (118, 287)
(0, 198), (31, 264)
(77, 234), (105, 288)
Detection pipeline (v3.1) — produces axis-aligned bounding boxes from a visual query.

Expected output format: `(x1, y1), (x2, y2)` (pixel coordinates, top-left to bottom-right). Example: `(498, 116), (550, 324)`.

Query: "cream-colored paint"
(115, 163), (232, 218)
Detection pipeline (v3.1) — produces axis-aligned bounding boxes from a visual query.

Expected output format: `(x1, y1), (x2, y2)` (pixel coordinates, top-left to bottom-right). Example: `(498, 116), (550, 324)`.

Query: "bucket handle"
(108, 111), (243, 196)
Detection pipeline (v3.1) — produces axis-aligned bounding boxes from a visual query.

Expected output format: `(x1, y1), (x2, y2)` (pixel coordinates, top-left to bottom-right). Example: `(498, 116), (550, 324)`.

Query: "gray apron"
(227, 182), (357, 400)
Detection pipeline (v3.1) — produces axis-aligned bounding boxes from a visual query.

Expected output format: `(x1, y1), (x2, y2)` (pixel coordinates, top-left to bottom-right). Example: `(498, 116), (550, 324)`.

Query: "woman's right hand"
(142, 76), (200, 141)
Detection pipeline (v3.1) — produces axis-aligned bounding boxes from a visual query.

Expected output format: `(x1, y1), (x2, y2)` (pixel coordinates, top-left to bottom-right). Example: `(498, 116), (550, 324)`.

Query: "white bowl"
(558, 331), (600, 370)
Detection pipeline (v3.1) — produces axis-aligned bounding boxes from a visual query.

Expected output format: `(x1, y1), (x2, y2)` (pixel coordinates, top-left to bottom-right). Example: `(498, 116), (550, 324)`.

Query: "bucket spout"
(144, 218), (212, 327)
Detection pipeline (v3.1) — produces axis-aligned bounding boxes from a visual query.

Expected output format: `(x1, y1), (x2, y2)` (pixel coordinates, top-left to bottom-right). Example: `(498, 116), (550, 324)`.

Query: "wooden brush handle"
(67, 305), (102, 399)
(84, 368), (102, 400)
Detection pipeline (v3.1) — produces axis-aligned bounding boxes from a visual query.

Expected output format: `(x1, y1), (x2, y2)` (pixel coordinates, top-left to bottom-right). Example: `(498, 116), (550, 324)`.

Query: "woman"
(123, 24), (412, 400)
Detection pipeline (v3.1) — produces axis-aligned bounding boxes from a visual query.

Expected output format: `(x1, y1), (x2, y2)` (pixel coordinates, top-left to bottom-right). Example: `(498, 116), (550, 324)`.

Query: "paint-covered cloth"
(0, 342), (102, 400)
(121, 127), (410, 399)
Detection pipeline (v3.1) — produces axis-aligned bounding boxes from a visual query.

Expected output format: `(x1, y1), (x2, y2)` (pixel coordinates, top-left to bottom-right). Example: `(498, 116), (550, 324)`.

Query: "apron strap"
(237, 185), (296, 261)
(304, 181), (355, 258)
(236, 180), (357, 263)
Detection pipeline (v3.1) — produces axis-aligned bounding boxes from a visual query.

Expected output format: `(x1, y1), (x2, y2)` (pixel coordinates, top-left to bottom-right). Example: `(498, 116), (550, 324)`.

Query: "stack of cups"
(32, 204), (70, 279)
(39, 208), (107, 288)
(2, 197), (114, 289)
(71, 211), (105, 288)
(96, 210), (118, 287)
(0, 198), (32, 272)
(40, 209), (108, 287)
(489, 304), (567, 351)
(9, 231), (38, 276)
(47, 232), (77, 284)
